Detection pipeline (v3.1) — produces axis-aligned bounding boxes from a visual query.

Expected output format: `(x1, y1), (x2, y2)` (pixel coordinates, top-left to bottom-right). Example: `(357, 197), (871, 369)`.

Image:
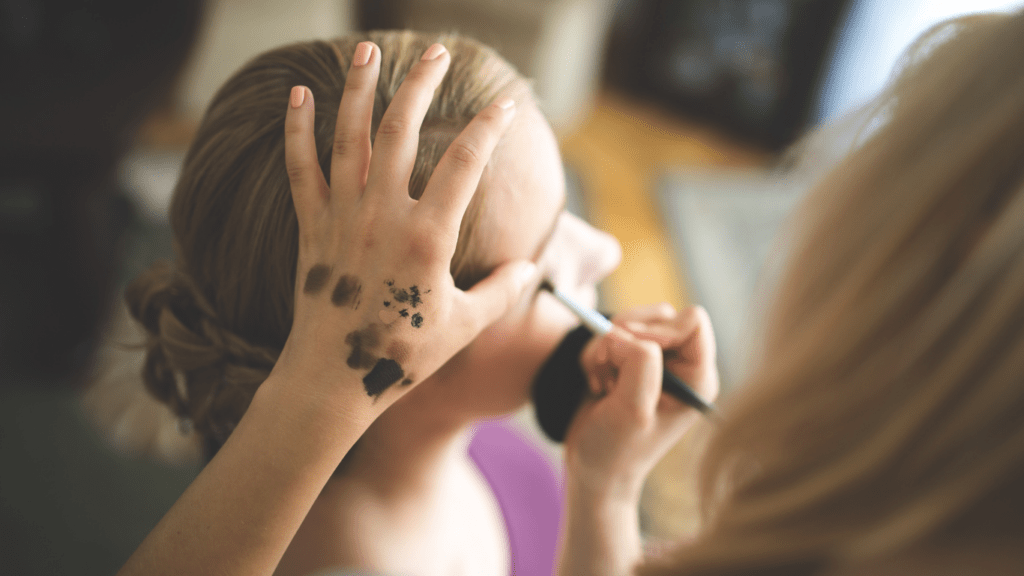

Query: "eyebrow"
(531, 196), (568, 262)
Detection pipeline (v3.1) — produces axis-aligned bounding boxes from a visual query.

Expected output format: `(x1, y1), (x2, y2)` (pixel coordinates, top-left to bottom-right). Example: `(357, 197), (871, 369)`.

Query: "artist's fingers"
(580, 337), (611, 396)
(621, 306), (714, 364)
(454, 259), (537, 338)
(330, 42), (380, 197)
(605, 330), (664, 418)
(418, 98), (517, 231)
(365, 43), (451, 201)
(612, 302), (676, 325)
(673, 306), (716, 366)
(285, 86), (330, 226)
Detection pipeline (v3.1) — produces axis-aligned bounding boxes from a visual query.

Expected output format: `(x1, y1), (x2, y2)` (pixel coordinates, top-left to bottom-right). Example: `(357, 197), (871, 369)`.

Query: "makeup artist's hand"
(614, 303), (719, 407)
(271, 41), (536, 414)
(565, 305), (718, 502)
(558, 313), (717, 576)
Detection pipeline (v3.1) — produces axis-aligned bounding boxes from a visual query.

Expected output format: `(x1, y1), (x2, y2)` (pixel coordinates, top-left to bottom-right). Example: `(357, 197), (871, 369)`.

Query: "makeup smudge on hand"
(303, 264), (332, 295)
(344, 325), (411, 398)
(363, 358), (405, 397)
(383, 280), (429, 328)
(345, 324), (381, 370)
(332, 274), (362, 309)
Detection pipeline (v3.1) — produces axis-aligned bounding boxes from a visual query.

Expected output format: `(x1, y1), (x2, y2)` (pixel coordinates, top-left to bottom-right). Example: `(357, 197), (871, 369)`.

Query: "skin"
(559, 305), (721, 576)
(276, 92), (624, 576)
(117, 42), (536, 576)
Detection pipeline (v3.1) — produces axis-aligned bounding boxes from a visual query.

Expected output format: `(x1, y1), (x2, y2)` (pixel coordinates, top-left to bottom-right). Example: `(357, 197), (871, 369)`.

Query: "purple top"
(468, 419), (564, 576)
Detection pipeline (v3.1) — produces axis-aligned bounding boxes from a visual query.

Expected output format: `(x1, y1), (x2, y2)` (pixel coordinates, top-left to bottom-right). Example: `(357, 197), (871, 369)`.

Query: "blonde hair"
(642, 11), (1024, 575)
(125, 31), (530, 454)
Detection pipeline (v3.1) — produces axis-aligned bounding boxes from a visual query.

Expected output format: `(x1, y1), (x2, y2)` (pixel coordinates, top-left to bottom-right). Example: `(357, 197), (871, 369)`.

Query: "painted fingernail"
(421, 43), (447, 61)
(353, 42), (372, 67)
(494, 97), (516, 110)
(290, 86), (305, 108)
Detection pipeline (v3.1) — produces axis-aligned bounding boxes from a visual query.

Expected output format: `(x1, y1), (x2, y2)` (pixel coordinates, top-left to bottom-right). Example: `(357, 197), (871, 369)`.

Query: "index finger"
(606, 330), (664, 416)
(418, 98), (517, 226)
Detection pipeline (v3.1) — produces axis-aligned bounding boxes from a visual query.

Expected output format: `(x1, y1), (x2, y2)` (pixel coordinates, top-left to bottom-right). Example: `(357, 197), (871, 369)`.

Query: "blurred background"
(96, 0), (1024, 548)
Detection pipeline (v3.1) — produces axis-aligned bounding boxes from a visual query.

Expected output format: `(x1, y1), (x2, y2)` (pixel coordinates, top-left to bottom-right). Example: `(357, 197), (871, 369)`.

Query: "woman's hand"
(118, 42), (535, 576)
(565, 304), (719, 503)
(271, 42), (536, 414)
(558, 305), (718, 576)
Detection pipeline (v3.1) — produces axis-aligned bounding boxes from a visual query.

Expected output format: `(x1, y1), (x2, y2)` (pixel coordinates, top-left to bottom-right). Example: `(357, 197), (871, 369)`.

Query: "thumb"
(458, 260), (538, 335)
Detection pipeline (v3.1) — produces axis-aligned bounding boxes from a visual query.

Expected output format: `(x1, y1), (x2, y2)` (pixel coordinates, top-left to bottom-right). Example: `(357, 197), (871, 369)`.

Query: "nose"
(564, 213), (622, 289)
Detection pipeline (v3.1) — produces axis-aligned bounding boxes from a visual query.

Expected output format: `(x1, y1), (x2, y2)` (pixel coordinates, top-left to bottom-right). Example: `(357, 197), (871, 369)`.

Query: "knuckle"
(656, 302), (675, 318)
(626, 404), (654, 429)
(446, 140), (483, 169)
(286, 163), (310, 186)
(638, 340), (662, 361)
(332, 128), (362, 158)
(344, 71), (372, 93)
(376, 117), (412, 141)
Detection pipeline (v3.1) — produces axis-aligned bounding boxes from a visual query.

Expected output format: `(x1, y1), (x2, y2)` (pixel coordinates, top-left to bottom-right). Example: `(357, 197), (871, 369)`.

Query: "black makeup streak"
(344, 325), (381, 370)
(303, 265), (332, 295)
(401, 378), (413, 386)
(393, 288), (410, 303)
(409, 286), (422, 307)
(398, 308), (409, 318)
(383, 300), (391, 307)
(385, 279), (395, 287)
(363, 358), (405, 397)
(411, 313), (423, 328)
(332, 275), (362, 308)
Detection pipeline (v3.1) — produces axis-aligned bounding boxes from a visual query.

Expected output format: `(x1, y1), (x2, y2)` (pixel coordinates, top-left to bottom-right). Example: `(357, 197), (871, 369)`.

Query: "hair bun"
(125, 260), (278, 450)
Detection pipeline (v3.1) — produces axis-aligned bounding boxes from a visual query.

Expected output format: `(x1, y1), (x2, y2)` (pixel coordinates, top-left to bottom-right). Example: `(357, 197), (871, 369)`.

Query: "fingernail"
(421, 43), (447, 61)
(353, 42), (372, 67)
(494, 97), (515, 110)
(290, 86), (305, 108)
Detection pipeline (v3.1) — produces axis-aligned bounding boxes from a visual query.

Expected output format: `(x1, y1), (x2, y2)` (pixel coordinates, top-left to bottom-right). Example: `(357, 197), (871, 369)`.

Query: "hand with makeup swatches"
(117, 42), (536, 576)
(272, 41), (536, 407)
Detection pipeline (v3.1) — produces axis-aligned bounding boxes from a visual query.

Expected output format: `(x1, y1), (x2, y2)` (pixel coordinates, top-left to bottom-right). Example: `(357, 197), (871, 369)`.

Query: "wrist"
(562, 475), (644, 576)
(257, 364), (379, 431)
(566, 459), (646, 507)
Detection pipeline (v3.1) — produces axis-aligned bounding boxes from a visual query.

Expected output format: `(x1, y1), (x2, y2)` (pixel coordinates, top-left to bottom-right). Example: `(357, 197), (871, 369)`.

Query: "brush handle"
(532, 320), (716, 443)
(661, 366), (716, 415)
(546, 287), (715, 414)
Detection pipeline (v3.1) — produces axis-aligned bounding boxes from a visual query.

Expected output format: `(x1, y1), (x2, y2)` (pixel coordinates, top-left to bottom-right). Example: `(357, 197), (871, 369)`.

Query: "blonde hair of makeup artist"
(640, 11), (1024, 576)
(125, 31), (530, 455)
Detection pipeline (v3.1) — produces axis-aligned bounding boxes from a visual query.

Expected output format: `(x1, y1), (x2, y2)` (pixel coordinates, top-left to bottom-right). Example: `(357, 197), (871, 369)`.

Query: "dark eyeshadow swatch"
(363, 358), (405, 397)
(344, 325), (381, 370)
(303, 264), (331, 295)
(332, 274), (362, 308)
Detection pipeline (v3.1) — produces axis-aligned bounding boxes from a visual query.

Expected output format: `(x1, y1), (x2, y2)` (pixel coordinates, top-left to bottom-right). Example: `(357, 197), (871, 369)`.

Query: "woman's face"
(407, 98), (622, 419)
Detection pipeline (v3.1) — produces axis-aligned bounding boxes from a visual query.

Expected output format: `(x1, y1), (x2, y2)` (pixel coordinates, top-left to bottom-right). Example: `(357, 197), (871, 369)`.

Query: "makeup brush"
(532, 280), (715, 442)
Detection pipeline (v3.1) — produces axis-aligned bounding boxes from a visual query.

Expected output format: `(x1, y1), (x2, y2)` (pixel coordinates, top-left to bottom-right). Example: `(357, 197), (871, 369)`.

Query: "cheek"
(485, 295), (578, 378)
(453, 295), (580, 413)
